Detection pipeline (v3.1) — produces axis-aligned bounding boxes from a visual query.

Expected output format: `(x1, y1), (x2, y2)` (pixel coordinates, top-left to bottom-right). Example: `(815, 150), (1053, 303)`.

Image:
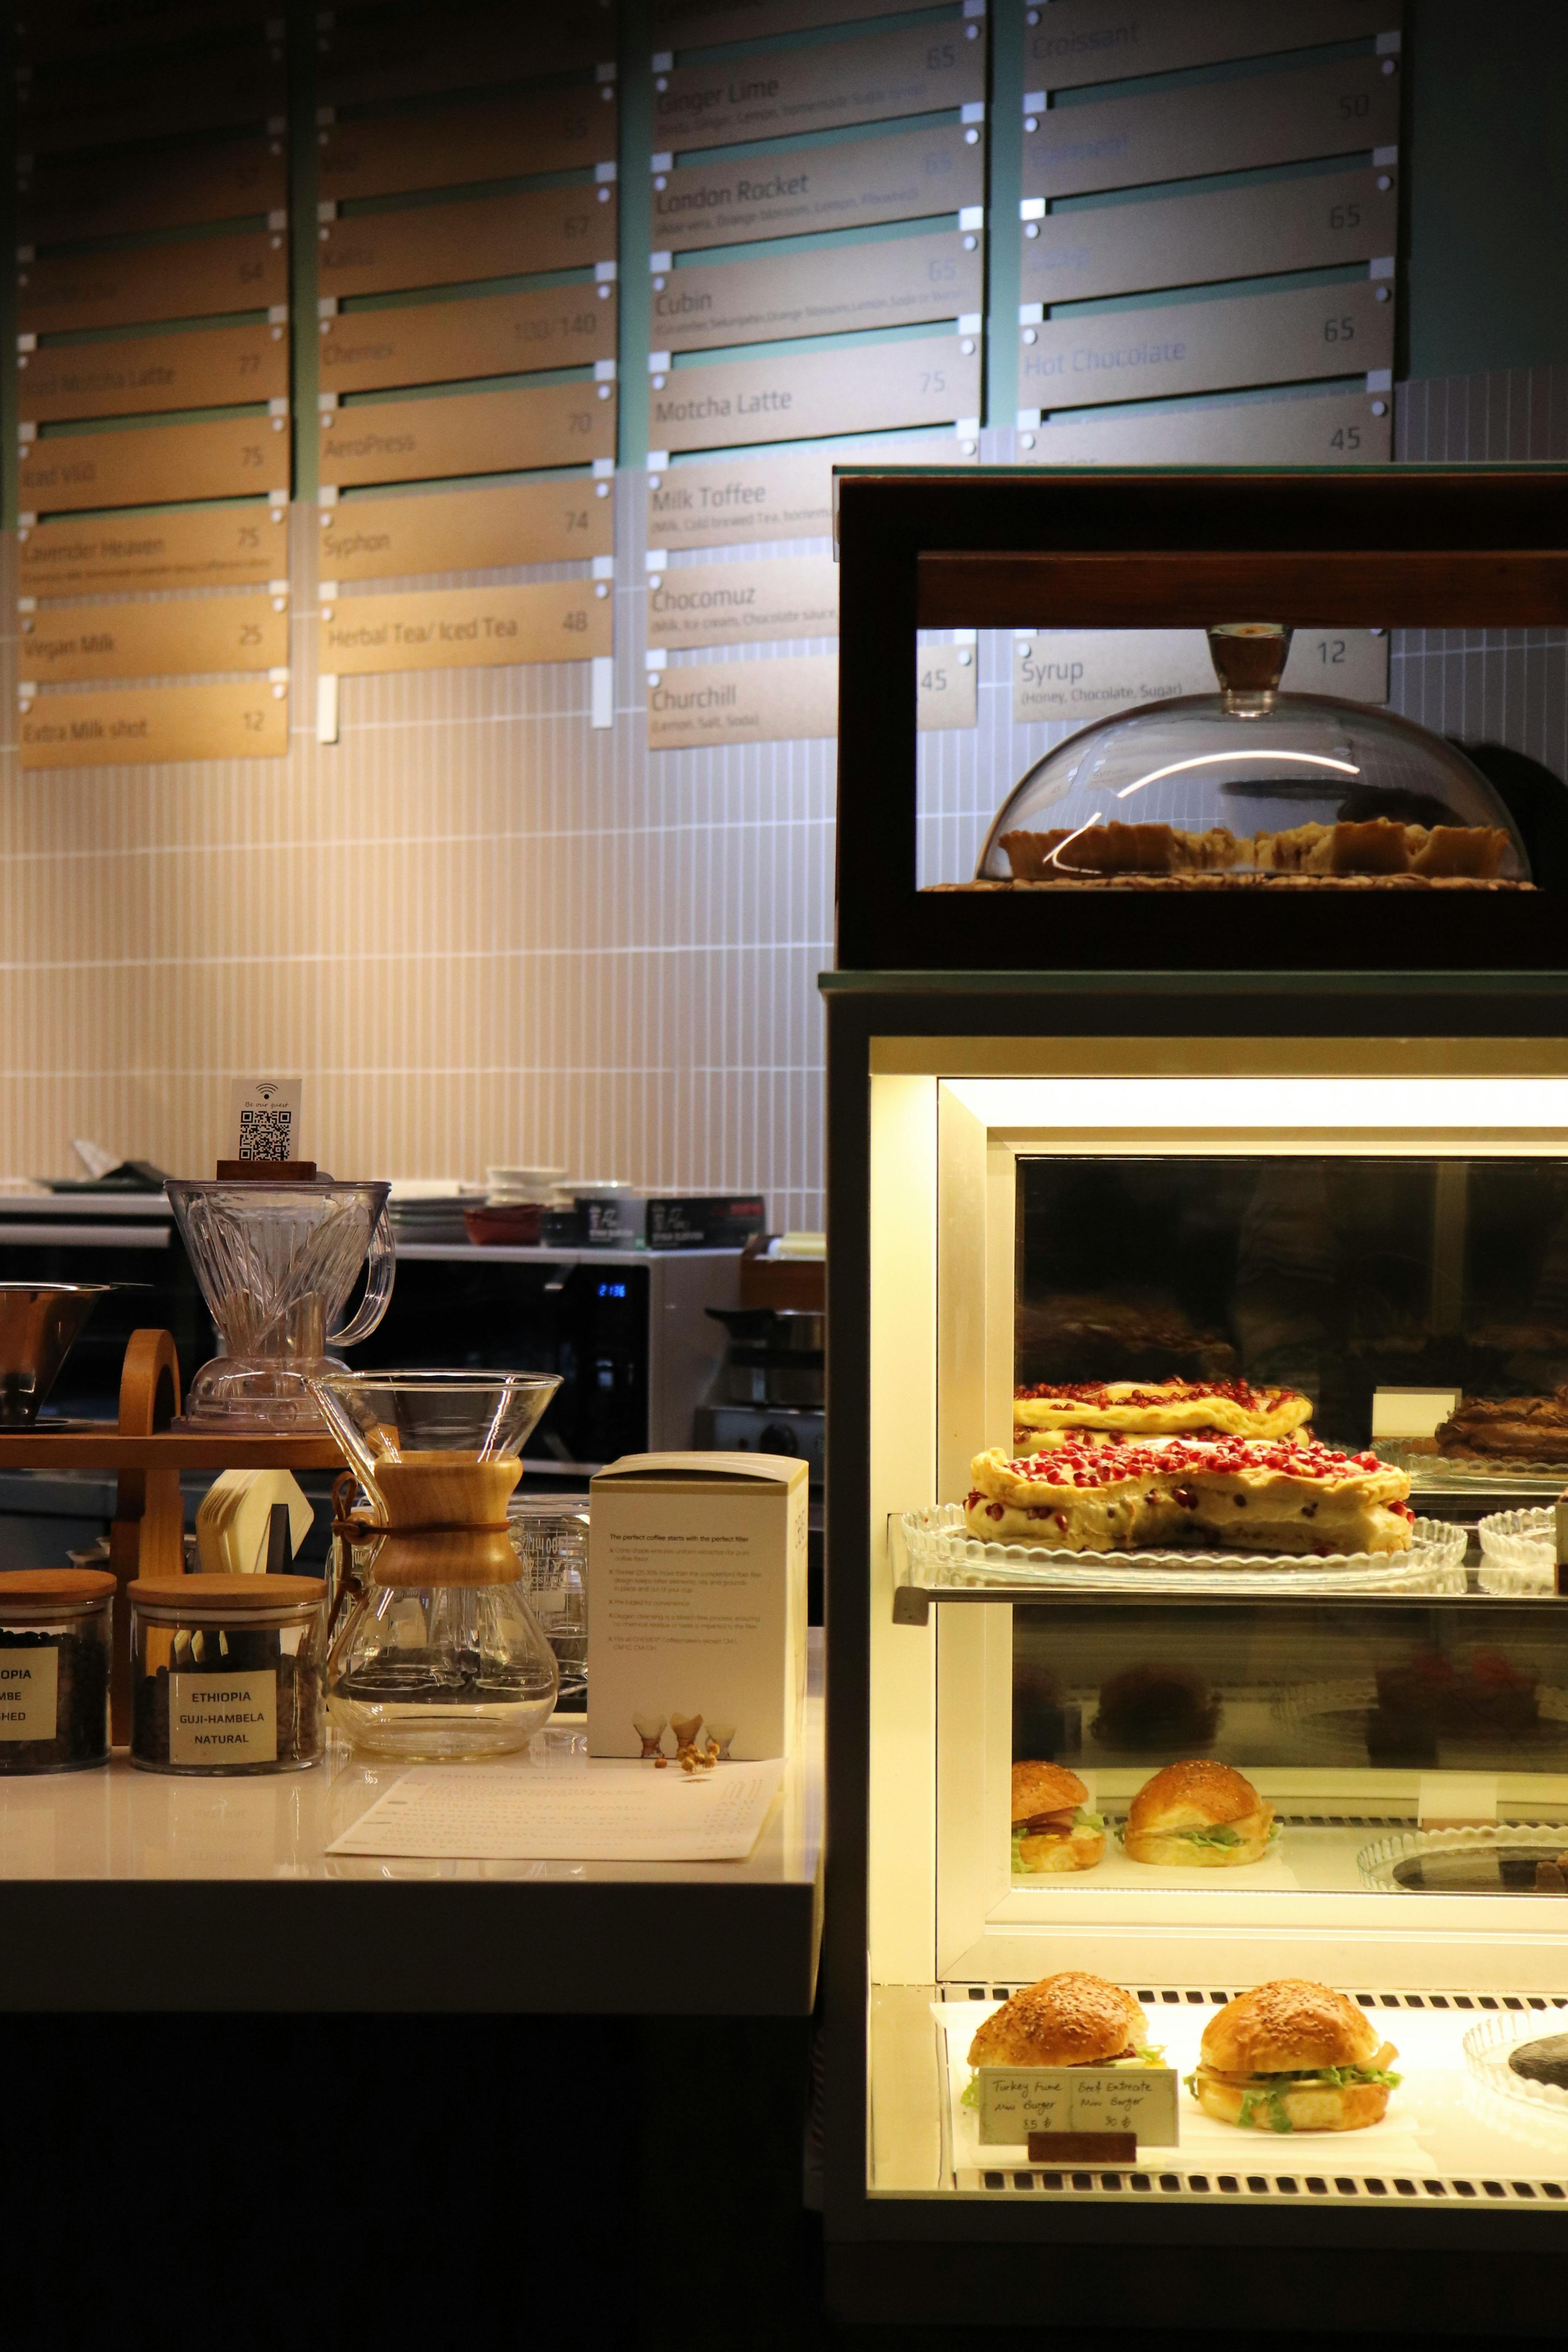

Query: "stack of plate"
(485, 1164), (567, 1204)
(388, 1179), (485, 1244)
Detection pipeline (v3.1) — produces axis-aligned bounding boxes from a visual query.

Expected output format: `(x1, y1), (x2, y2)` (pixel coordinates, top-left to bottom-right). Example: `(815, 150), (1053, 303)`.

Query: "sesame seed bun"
(1123, 1759), (1275, 1866)
(967, 1971), (1148, 2070)
(1010, 1760), (1088, 1824)
(1199, 1979), (1380, 2077)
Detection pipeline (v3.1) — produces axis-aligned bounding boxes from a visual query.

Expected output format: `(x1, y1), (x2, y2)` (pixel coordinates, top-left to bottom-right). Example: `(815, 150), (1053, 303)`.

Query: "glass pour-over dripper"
(167, 1178), (394, 1431)
(310, 1370), (563, 1761)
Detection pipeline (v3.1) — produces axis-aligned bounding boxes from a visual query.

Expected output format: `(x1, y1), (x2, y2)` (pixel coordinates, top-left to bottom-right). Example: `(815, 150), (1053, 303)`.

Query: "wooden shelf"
(0, 1429), (344, 1472)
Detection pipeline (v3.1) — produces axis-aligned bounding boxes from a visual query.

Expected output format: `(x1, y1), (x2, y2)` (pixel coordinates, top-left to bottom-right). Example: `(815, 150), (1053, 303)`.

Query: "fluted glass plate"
(1375, 1438), (1568, 1494)
(1464, 2011), (1568, 2121)
(1477, 1507), (1554, 1594)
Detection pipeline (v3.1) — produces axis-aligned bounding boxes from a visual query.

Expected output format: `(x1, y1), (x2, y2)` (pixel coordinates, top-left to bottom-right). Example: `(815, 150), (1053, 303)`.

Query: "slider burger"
(1123, 1759), (1277, 1867)
(1187, 1979), (1400, 2133)
(1010, 1761), (1104, 1873)
(968, 1970), (1161, 2071)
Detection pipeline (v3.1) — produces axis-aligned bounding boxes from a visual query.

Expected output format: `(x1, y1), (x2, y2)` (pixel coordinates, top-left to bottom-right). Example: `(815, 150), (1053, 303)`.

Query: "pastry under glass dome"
(976, 624), (1529, 888)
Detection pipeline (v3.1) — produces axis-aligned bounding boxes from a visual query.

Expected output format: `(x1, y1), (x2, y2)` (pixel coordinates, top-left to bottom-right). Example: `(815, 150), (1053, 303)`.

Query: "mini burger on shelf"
(968, 1970), (1163, 2073)
(1187, 1979), (1401, 2134)
(1123, 1759), (1278, 1867)
(1010, 1761), (1104, 1874)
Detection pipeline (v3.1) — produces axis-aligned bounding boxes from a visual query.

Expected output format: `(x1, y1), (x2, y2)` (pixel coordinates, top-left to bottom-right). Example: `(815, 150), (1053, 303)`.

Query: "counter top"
(0, 1642), (823, 2017)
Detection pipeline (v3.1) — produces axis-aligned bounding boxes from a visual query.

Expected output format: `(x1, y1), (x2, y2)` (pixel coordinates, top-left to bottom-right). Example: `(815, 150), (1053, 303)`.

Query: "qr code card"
(228, 1076), (302, 1163)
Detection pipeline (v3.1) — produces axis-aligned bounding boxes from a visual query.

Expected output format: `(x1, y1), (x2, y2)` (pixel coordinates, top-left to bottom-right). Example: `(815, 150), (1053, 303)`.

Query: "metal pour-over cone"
(0, 1284), (111, 1426)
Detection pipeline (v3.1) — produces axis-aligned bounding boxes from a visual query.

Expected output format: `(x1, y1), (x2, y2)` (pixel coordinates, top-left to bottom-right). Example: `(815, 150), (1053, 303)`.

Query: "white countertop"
(0, 1640), (824, 2017)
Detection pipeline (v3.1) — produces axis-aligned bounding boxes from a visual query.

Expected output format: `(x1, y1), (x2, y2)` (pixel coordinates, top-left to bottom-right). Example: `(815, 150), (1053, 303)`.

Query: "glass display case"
(821, 465), (1568, 2332)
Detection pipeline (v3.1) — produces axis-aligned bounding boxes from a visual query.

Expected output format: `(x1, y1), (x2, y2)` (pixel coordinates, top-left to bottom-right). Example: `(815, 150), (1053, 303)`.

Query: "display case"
(821, 466), (1568, 2331)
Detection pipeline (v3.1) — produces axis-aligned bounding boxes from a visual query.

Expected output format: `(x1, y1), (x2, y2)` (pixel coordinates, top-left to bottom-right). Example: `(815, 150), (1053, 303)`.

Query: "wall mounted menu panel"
(1023, 55), (1399, 202)
(647, 553), (839, 649)
(20, 593), (288, 682)
(17, 503), (287, 594)
(17, 680), (288, 768)
(1020, 167), (1396, 309)
(18, 133), (289, 245)
(649, 652), (836, 748)
(321, 478), (613, 580)
(1019, 278), (1392, 411)
(654, 21), (984, 152)
(652, 123), (982, 253)
(320, 581), (610, 674)
(18, 40), (288, 153)
(18, 228), (288, 337)
(19, 0), (268, 62)
(647, 429), (973, 550)
(917, 645), (976, 729)
(319, 285), (614, 395)
(319, 186), (618, 300)
(651, 335), (979, 453)
(20, 321), (290, 424)
(1026, 0), (1401, 93)
(654, 0), (915, 43)
(316, 4), (614, 108)
(318, 384), (615, 488)
(20, 415), (290, 514)
(1018, 390), (1391, 463)
(318, 84), (619, 204)
(1012, 628), (1388, 724)
(655, 229), (979, 353)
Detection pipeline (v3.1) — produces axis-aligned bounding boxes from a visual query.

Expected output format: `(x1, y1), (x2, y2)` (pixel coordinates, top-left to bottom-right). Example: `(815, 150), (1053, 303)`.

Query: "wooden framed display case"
(821, 467), (1568, 2332)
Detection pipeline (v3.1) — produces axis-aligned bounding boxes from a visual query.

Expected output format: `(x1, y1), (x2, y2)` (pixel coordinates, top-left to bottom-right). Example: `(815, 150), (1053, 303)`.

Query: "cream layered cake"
(966, 1436), (1414, 1557)
(1013, 1376), (1312, 1456)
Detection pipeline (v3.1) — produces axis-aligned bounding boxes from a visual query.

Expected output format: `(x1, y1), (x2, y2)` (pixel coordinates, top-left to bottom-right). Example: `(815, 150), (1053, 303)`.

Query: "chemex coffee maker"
(166, 1131), (394, 1431)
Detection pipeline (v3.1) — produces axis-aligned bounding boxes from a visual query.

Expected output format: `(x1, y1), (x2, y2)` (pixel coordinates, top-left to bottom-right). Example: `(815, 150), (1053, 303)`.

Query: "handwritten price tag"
(977, 2066), (1179, 2148)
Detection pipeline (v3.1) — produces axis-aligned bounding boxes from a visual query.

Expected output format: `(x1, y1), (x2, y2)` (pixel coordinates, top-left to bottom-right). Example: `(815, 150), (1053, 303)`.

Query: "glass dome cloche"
(977, 623), (1529, 889)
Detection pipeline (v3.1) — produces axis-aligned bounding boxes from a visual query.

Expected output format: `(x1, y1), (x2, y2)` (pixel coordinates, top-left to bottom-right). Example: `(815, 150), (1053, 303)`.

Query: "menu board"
(319, 384), (615, 490)
(1019, 391), (1391, 465)
(19, 0), (266, 61)
(20, 593), (288, 683)
(20, 416), (290, 515)
(651, 336), (979, 454)
(319, 185), (618, 300)
(647, 554), (839, 651)
(655, 230), (978, 354)
(18, 228), (288, 336)
(654, 0), (914, 42)
(1013, 629), (1388, 723)
(1026, 0), (1401, 92)
(320, 582), (610, 675)
(1019, 279), (1392, 412)
(917, 643), (978, 731)
(652, 122), (983, 254)
(647, 430), (974, 551)
(19, 504), (288, 595)
(18, 132), (288, 245)
(317, 4), (613, 108)
(654, 21), (984, 151)
(19, 40), (287, 153)
(649, 654), (837, 750)
(320, 286), (614, 396)
(322, 478), (613, 581)
(21, 321), (289, 424)
(17, 681), (288, 770)
(1023, 55), (1399, 202)
(319, 84), (618, 204)
(1021, 168), (1396, 309)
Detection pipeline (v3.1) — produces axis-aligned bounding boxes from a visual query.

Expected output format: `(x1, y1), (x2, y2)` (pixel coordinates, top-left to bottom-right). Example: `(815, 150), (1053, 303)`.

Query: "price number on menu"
(976, 2065), (1180, 2149)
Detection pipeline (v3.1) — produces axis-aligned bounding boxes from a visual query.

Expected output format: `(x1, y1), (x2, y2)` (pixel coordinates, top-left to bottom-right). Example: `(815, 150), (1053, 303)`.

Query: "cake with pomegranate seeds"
(965, 1436), (1413, 1557)
(1013, 1377), (1312, 1451)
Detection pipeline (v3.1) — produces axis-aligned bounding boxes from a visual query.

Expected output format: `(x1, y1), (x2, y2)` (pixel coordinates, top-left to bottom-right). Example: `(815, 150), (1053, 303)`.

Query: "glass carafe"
(166, 1178), (394, 1431)
(309, 1370), (563, 1760)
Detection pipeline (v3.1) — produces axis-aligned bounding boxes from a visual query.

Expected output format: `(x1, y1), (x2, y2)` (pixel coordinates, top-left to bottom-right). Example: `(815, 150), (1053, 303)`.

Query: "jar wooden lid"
(0, 1568), (116, 1601)
(129, 1574), (326, 1606)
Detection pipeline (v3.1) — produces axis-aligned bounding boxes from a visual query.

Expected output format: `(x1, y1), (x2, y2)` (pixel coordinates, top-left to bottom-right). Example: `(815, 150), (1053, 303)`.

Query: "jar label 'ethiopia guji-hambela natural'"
(169, 1671), (277, 1766)
(0, 1650), (58, 1741)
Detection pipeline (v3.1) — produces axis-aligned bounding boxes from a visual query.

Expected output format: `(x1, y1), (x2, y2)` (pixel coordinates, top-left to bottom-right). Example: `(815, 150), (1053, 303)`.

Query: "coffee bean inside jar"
(128, 1574), (327, 1775)
(0, 1569), (114, 1773)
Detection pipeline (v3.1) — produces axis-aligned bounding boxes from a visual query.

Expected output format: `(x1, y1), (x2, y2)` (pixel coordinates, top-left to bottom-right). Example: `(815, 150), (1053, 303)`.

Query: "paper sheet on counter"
(326, 1758), (784, 1861)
